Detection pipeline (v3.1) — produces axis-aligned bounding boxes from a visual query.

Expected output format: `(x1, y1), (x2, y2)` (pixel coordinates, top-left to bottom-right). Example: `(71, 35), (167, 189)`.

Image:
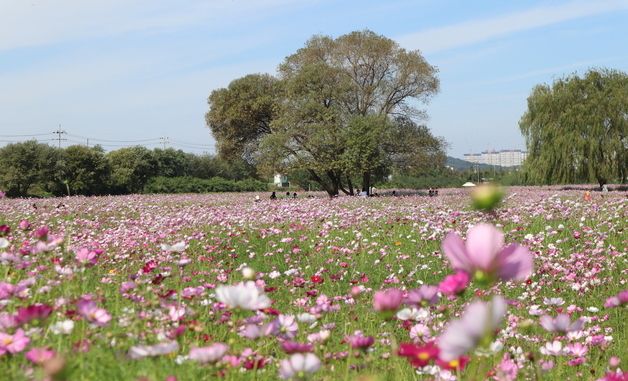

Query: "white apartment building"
(463, 149), (527, 167)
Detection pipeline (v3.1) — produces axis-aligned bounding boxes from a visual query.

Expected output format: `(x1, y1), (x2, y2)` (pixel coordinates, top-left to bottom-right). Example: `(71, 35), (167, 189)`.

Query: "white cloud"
(398, 0), (628, 53)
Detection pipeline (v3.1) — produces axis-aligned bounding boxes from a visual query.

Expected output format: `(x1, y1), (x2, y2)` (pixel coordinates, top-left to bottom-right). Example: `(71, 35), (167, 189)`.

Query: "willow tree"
(519, 69), (627, 187)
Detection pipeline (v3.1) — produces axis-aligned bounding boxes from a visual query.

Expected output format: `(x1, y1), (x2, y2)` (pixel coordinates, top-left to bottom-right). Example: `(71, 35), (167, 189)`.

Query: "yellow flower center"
(449, 359), (459, 368)
(417, 352), (430, 361)
(2, 338), (13, 346)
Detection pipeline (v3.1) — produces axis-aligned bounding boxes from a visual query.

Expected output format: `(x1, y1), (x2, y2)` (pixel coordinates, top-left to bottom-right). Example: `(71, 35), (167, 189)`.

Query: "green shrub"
(143, 176), (268, 194)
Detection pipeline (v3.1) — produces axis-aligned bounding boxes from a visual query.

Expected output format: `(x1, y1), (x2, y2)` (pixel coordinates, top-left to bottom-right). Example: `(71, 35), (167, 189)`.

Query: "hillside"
(446, 156), (503, 171)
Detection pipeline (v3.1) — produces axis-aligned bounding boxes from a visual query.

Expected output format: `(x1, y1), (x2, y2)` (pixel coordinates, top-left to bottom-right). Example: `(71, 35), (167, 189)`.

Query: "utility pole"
(160, 136), (169, 149)
(52, 125), (67, 148)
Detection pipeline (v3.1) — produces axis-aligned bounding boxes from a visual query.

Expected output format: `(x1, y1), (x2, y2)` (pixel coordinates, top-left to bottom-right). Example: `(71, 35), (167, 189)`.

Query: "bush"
(143, 176), (268, 194)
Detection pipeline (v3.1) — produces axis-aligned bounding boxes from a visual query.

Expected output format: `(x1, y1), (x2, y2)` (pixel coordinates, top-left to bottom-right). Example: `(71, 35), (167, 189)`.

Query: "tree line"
(206, 30), (626, 191)
(0, 141), (265, 197)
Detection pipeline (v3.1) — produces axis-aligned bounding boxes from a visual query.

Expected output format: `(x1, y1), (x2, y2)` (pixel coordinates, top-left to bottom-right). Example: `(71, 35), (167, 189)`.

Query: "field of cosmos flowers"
(0, 187), (625, 381)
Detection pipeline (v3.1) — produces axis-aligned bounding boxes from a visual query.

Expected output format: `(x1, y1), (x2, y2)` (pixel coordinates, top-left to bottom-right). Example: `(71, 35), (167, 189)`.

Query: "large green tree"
(52, 145), (111, 196)
(206, 30), (443, 195)
(519, 68), (627, 187)
(107, 146), (158, 194)
(0, 141), (63, 197)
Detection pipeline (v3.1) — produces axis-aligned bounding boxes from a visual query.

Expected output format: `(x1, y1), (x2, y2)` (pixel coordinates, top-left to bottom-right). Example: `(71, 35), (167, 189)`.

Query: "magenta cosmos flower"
(77, 298), (111, 327)
(442, 223), (533, 283)
(373, 288), (403, 312)
(0, 329), (30, 355)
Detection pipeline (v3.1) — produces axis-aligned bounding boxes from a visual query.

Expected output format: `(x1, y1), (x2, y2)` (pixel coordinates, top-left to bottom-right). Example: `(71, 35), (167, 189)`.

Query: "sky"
(0, 0), (627, 158)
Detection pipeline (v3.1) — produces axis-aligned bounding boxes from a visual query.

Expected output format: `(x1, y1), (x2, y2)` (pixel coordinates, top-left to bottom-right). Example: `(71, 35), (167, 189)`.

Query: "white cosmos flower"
(396, 308), (429, 321)
(0, 238), (9, 249)
(279, 353), (321, 380)
(297, 313), (317, 324)
(128, 341), (180, 359)
(215, 281), (271, 310)
(540, 340), (564, 356)
(438, 296), (507, 361)
(50, 320), (74, 335)
(160, 241), (186, 252)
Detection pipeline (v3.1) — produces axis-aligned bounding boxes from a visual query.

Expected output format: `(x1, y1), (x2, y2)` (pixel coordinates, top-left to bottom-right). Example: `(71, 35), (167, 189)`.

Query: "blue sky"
(0, 0), (627, 157)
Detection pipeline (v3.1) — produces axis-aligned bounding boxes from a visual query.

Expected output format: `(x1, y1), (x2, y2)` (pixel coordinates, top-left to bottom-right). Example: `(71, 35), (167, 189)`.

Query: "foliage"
(51, 145), (111, 196)
(143, 176), (267, 194)
(519, 68), (627, 187)
(205, 74), (281, 162)
(0, 141), (64, 197)
(107, 146), (159, 194)
(206, 30), (444, 196)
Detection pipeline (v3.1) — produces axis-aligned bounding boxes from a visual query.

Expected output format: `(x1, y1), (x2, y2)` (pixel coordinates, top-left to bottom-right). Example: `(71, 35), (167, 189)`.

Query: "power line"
(0, 133), (53, 138)
(0, 129), (216, 153)
(66, 133), (162, 143)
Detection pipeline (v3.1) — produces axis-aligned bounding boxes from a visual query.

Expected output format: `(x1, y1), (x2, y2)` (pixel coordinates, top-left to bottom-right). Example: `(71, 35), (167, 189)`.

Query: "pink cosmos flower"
(189, 343), (229, 364)
(280, 341), (313, 354)
(25, 347), (55, 364)
(345, 331), (375, 350)
(0, 329), (30, 355)
(18, 220), (31, 230)
(75, 248), (99, 266)
(77, 298), (111, 327)
(604, 290), (628, 308)
(373, 288), (403, 312)
(405, 285), (440, 306)
(0, 313), (17, 330)
(442, 223), (533, 283)
(496, 353), (518, 381)
(438, 271), (470, 295)
(566, 342), (588, 357)
(0, 283), (14, 300)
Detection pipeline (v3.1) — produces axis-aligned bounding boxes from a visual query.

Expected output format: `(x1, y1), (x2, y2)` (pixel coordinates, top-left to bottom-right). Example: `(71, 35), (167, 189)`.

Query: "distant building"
(273, 173), (289, 187)
(463, 149), (527, 167)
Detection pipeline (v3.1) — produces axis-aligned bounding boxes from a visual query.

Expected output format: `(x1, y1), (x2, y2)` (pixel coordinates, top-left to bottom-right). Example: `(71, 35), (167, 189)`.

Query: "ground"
(0, 187), (625, 380)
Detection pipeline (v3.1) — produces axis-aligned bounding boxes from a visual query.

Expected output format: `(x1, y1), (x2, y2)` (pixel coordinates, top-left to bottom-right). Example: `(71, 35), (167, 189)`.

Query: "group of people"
(428, 188), (439, 197)
(269, 191), (298, 200)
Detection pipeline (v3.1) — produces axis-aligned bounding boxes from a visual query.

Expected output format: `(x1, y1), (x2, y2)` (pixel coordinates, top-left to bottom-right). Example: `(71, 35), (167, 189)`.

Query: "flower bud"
(242, 267), (255, 280)
(471, 184), (504, 211)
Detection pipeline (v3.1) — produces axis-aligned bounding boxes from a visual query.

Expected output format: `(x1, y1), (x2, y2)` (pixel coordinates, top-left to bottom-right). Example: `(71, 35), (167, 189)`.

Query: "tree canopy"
(519, 68), (627, 186)
(206, 30), (444, 195)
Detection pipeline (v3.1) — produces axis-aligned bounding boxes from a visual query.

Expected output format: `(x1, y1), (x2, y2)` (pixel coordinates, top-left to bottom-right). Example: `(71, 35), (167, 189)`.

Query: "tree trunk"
(347, 175), (354, 196)
(361, 171), (371, 195)
(307, 169), (337, 197)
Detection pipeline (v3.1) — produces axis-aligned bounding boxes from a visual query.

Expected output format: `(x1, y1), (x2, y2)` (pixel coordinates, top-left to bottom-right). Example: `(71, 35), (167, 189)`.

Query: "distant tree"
(153, 148), (188, 178)
(206, 74), (282, 163)
(107, 146), (158, 194)
(0, 141), (63, 197)
(206, 30), (441, 196)
(519, 68), (627, 187)
(51, 145), (111, 196)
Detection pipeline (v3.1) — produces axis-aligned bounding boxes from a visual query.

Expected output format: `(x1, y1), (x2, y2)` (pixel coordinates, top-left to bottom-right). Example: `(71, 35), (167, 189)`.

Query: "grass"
(0, 188), (625, 380)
